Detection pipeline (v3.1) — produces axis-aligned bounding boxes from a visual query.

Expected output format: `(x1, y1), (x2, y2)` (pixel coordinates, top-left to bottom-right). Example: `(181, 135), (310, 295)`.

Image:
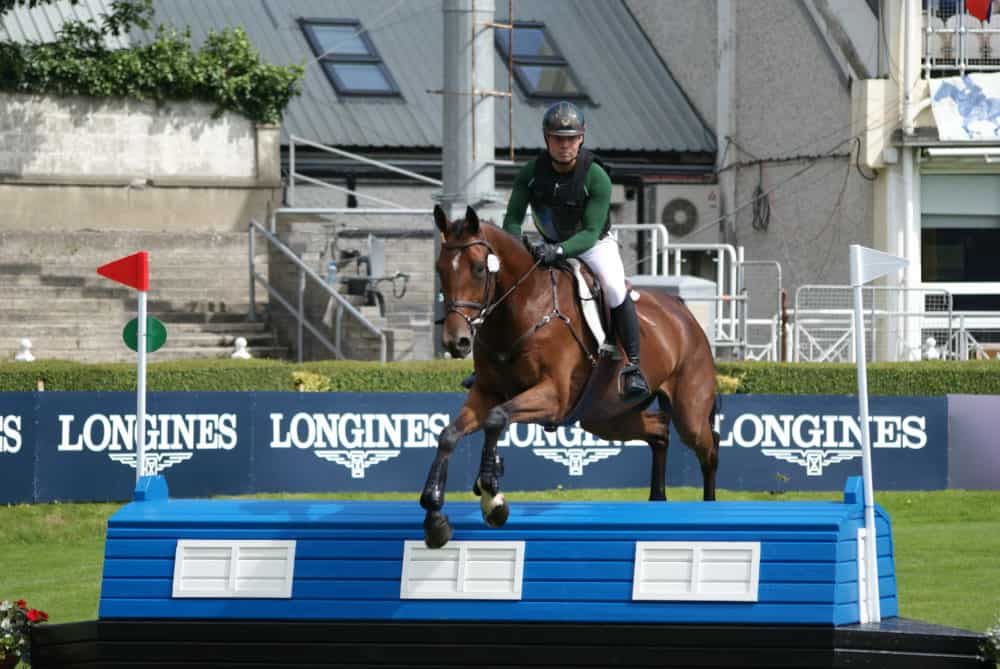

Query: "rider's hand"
(530, 240), (564, 266)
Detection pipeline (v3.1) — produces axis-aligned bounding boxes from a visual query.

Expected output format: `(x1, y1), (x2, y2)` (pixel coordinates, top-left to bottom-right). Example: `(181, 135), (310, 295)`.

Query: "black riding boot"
(611, 298), (650, 400)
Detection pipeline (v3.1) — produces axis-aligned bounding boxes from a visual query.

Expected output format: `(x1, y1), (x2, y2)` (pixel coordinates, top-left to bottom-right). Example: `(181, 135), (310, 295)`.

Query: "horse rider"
(499, 101), (650, 401)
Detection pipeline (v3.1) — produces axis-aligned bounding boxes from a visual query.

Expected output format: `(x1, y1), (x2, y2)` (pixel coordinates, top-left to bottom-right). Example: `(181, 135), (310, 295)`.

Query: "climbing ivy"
(0, 0), (303, 124)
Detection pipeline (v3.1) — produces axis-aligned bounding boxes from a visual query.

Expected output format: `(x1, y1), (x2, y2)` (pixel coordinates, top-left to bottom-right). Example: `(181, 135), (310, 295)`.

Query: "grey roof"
(0, 0), (129, 48)
(146, 0), (713, 154)
(3, 0), (715, 155)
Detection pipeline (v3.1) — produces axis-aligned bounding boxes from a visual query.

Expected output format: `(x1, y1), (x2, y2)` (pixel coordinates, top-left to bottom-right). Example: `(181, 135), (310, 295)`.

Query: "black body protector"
(527, 148), (649, 401)
(527, 147), (611, 244)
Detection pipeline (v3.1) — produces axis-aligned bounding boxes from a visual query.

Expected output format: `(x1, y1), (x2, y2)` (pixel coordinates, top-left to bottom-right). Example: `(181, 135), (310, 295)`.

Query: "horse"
(420, 205), (719, 548)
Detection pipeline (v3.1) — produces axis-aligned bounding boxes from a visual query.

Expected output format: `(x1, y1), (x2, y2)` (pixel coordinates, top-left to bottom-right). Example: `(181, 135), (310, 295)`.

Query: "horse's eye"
(472, 263), (485, 278)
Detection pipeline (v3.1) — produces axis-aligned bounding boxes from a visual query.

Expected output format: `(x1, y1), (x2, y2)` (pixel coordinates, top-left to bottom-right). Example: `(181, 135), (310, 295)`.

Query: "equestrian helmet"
(542, 101), (585, 136)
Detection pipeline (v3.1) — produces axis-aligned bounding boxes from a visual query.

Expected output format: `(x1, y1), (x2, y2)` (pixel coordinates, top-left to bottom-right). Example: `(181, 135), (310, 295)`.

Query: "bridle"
(437, 234), (597, 366)
(437, 237), (539, 338)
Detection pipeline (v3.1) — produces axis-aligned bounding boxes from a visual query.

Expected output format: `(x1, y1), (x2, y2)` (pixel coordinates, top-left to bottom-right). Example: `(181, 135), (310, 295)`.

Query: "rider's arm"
(559, 162), (612, 257)
(501, 160), (535, 237)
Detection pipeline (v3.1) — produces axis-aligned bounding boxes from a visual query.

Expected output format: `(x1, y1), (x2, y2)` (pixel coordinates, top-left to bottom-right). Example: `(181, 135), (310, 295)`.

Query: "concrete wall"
(626, 0), (874, 297)
(624, 0), (717, 130)
(0, 93), (281, 233)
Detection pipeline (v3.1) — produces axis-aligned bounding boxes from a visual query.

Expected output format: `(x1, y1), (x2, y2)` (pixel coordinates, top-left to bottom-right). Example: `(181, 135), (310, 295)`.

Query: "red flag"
(967, 0), (992, 22)
(97, 251), (149, 292)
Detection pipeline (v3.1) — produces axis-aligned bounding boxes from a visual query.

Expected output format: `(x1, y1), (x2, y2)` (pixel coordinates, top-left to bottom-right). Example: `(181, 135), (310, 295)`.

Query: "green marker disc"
(123, 316), (168, 353)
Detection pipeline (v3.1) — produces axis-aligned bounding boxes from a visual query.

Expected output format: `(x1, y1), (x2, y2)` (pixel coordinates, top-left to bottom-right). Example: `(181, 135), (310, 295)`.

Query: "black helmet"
(542, 101), (585, 136)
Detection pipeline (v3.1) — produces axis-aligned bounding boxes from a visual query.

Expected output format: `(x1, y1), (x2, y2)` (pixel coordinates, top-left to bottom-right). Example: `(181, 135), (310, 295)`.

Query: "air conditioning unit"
(648, 184), (721, 245)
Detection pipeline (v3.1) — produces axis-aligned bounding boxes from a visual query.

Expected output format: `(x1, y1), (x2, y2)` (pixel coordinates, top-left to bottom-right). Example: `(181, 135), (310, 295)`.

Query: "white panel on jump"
(172, 540), (296, 599)
(400, 540), (525, 600)
(632, 542), (760, 602)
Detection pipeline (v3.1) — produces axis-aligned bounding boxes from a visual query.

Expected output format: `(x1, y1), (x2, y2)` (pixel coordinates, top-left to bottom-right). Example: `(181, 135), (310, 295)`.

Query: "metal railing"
(271, 134), (441, 233)
(922, 310), (1000, 359)
(248, 219), (387, 363)
(741, 259), (783, 362)
(618, 236), (779, 360)
(612, 223), (670, 276)
(923, 1), (1000, 76)
(792, 285), (954, 362)
(666, 242), (745, 356)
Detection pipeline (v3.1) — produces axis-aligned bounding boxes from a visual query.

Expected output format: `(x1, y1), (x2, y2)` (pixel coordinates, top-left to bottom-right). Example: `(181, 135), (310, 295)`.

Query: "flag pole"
(136, 290), (147, 484)
(96, 251), (151, 486)
(850, 244), (880, 623)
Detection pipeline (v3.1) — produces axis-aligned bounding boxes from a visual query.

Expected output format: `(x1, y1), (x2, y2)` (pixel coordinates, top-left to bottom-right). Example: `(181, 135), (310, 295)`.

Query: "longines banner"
(0, 392), (949, 503)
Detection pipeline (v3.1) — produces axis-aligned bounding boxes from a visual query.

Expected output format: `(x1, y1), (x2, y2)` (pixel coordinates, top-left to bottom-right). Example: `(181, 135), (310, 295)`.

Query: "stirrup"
(619, 363), (650, 399)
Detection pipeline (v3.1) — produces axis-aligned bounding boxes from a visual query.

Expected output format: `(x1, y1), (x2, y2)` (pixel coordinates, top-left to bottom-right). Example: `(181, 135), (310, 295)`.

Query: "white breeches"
(577, 234), (628, 308)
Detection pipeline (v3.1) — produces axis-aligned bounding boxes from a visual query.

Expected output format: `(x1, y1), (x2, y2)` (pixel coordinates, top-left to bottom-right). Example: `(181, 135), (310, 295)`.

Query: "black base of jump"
(32, 617), (994, 668)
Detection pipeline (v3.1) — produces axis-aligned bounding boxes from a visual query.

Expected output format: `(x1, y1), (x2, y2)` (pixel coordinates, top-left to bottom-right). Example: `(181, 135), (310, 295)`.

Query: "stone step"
(4, 321), (274, 337)
(17, 345), (289, 363)
(0, 309), (261, 324)
(0, 295), (262, 311)
(0, 262), (264, 281)
(0, 331), (279, 352)
(0, 267), (260, 285)
(0, 230), (255, 254)
(0, 284), (264, 303)
(0, 230), (292, 362)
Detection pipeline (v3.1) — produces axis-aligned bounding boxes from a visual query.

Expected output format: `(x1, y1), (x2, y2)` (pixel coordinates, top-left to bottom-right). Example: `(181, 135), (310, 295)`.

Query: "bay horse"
(421, 205), (719, 548)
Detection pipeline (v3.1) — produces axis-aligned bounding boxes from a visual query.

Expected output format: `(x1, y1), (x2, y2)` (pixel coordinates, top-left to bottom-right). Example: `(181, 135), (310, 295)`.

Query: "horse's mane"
(444, 217), (530, 260)
(479, 220), (528, 254)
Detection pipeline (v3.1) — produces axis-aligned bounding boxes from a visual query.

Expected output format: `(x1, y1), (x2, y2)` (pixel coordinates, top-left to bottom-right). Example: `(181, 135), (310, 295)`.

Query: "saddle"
(542, 259), (646, 431)
(562, 257), (634, 353)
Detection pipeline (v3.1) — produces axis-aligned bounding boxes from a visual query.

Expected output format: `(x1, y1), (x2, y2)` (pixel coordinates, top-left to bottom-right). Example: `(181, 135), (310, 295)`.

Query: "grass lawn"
(1, 487), (998, 642)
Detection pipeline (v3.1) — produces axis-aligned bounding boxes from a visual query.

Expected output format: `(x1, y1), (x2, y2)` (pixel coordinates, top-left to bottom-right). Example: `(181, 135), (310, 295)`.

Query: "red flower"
(26, 609), (46, 623)
(14, 599), (26, 609)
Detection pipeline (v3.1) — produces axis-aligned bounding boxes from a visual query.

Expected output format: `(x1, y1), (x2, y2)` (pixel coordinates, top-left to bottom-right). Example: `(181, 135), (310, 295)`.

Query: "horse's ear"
(433, 205), (449, 235)
(465, 206), (480, 233)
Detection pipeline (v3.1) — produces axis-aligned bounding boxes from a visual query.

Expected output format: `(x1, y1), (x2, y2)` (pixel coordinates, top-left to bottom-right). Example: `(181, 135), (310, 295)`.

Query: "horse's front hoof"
(423, 512), (453, 548)
(481, 494), (509, 528)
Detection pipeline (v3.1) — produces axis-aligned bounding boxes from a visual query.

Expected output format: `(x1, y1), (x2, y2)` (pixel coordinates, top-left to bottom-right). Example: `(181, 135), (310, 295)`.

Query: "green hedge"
(715, 361), (1000, 396)
(1, 359), (998, 395)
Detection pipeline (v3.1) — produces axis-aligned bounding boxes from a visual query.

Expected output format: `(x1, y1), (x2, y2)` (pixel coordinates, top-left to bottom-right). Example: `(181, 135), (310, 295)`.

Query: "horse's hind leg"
(673, 396), (719, 501)
(648, 433), (668, 501)
(648, 393), (673, 501)
(582, 408), (671, 501)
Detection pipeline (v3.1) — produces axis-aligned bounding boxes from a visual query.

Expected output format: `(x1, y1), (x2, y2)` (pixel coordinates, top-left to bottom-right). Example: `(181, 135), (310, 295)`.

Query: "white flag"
(850, 245), (908, 286)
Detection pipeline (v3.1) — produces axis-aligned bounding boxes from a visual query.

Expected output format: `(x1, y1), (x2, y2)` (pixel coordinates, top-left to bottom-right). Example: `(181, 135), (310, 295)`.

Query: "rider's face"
(545, 133), (583, 166)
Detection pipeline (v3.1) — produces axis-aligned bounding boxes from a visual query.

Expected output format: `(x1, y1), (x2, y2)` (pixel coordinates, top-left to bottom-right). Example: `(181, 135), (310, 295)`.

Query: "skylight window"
(495, 23), (586, 99)
(301, 19), (400, 97)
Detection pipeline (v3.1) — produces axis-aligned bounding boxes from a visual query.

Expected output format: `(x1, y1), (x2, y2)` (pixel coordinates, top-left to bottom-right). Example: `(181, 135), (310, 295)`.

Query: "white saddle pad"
(567, 259), (608, 346)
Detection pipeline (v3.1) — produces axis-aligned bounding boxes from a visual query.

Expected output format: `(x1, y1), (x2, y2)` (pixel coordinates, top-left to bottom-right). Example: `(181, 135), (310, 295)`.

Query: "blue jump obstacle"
(98, 475), (896, 626)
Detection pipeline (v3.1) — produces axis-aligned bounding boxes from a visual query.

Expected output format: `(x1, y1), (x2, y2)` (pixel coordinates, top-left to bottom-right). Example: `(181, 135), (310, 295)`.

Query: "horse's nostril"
(457, 337), (472, 351)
